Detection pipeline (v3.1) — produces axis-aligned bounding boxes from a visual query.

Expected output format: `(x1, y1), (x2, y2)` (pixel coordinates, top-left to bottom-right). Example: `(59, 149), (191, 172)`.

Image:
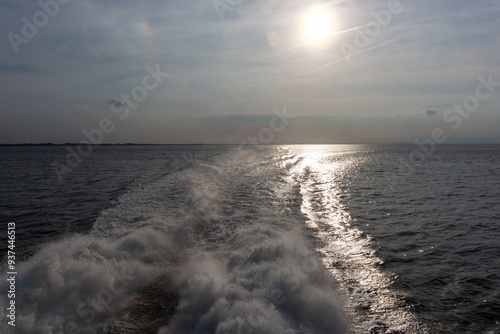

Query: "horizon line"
(2, 142), (500, 146)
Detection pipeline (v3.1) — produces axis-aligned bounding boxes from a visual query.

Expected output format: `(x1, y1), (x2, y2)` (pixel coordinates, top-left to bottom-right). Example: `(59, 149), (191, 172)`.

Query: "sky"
(1, 0), (499, 144)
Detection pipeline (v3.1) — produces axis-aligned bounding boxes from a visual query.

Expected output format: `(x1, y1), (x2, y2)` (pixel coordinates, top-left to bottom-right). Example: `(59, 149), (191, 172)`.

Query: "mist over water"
(1, 145), (499, 333)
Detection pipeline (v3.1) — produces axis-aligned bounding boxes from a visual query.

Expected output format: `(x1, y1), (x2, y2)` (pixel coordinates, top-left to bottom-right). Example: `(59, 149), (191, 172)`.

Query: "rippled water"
(0, 145), (499, 333)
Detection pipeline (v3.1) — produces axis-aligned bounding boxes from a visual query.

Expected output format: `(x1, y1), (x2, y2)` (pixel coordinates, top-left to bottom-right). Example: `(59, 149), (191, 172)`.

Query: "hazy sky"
(1, 0), (499, 144)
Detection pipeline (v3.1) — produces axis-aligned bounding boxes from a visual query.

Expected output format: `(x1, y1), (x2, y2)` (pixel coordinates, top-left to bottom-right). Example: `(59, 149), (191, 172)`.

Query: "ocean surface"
(1, 144), (499, 333)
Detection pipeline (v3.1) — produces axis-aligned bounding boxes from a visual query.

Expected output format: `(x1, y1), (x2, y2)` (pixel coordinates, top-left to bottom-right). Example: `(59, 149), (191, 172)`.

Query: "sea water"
(0, 145), (499, 333)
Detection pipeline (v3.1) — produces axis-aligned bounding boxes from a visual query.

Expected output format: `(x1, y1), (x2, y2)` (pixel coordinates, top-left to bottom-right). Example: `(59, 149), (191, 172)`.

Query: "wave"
(0, 148), (346, 334)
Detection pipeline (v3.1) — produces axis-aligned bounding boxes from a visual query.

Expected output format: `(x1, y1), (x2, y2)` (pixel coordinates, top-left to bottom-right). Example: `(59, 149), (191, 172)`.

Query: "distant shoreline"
(0, 143), (213, 146)
(1, 143), (499, 146)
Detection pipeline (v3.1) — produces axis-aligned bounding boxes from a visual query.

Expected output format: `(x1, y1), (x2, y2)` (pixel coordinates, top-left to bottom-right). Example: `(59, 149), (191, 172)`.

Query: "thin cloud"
(106, 98), (129, 108)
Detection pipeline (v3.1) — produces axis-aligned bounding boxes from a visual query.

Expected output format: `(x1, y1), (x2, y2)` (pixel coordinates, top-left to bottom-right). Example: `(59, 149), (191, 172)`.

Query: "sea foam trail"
(154, 148), (347, 333)
(0, 147), (346, 333)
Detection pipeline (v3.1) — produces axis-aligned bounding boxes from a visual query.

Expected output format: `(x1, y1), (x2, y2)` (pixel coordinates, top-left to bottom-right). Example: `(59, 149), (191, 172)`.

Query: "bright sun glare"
(305, 9), (331, 43)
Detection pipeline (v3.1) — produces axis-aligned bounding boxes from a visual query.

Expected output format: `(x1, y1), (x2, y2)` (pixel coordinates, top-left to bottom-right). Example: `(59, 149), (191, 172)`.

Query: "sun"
(304, 9), (332, 43)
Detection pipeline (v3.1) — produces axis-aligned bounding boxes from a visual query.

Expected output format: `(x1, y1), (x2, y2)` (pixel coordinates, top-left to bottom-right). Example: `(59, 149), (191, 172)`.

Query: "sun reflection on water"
(282, 145), (427, 333)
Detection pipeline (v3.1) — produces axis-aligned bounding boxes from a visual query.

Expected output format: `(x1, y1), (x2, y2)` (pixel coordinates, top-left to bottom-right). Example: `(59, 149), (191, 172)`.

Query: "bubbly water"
(1, 145), (499, 333)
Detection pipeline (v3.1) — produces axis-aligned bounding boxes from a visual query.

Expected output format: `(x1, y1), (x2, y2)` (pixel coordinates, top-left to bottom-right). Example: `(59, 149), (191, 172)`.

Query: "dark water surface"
(0, 145), (499, 333)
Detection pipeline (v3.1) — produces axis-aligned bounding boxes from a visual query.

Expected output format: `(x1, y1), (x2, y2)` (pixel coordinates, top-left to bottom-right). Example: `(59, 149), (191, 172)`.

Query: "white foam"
(1, 148), (347, 333)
